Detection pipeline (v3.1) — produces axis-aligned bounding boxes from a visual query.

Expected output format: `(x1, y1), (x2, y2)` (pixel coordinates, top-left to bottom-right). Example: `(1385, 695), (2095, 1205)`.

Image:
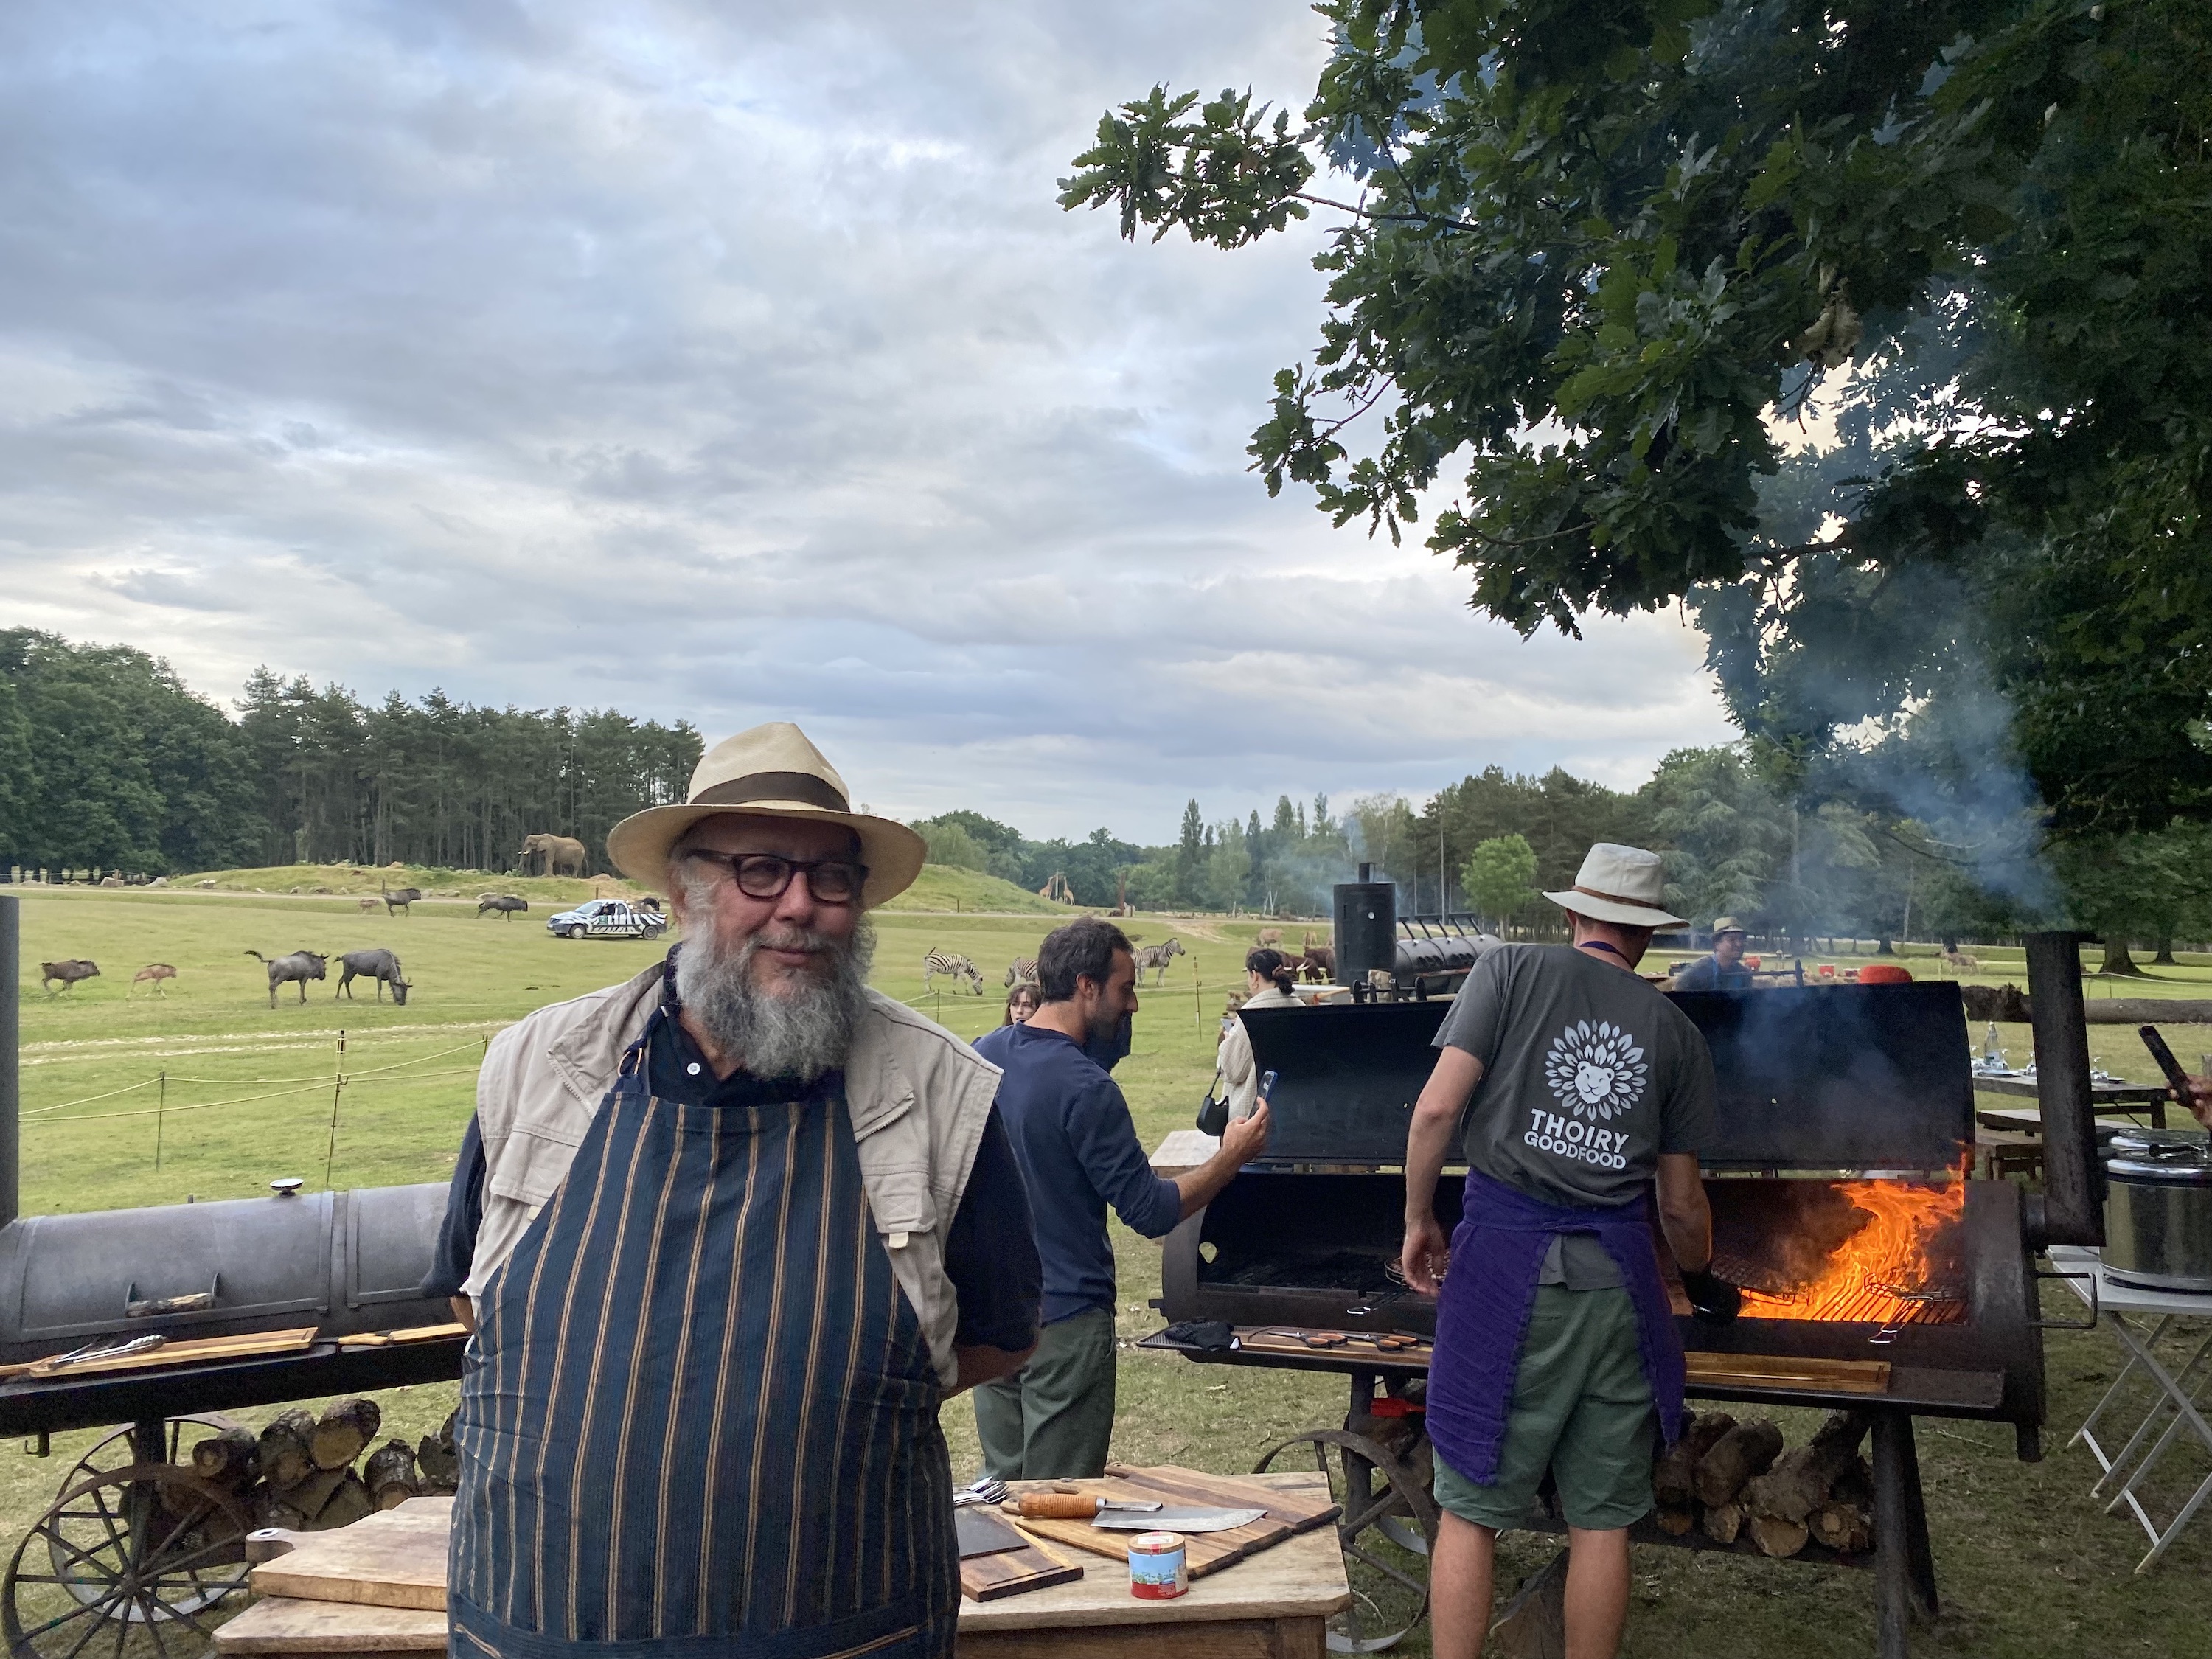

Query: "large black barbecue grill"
(1149, 936), (2111, 1658)
(0, 897), (464, 1657)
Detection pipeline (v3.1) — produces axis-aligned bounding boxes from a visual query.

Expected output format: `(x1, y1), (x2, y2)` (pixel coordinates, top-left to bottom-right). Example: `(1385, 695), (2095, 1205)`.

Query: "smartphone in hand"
(2140, 1024), (2193, 1092)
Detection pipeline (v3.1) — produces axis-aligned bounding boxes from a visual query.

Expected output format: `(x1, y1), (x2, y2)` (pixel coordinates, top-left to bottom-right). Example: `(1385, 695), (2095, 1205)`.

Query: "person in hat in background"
(1669, 916), (1753, 992)
(421, 723), (1041, 1659)
(1398, 844), (1741, 1659)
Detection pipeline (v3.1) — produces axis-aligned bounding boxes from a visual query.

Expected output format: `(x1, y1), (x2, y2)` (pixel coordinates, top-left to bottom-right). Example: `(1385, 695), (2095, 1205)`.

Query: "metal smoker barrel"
(1334, 863), (1396, 990)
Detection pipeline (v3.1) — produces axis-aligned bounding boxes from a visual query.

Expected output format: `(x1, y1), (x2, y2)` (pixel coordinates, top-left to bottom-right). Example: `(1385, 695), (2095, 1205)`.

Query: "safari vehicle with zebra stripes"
(546, 897), (669, 941)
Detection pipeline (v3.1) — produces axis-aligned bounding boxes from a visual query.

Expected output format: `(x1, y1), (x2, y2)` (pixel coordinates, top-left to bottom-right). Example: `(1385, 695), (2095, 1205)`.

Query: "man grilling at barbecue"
(1669, 915), (1752, 992)
(1399, 844), (1741, 1659)
(421, 722), (1042, 1659)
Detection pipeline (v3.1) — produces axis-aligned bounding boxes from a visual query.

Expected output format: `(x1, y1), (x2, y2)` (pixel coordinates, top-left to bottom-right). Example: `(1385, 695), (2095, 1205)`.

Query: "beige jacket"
(1216, 984), (1301, 1121)
(462, 961), (1002, 1388)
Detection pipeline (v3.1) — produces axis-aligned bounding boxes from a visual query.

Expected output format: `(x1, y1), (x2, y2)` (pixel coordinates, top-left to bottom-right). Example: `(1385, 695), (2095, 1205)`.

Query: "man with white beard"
(422, 723), (1040, 1659)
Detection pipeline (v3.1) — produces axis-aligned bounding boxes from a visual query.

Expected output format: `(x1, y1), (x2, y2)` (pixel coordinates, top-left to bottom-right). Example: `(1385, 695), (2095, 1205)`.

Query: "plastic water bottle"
(1981, 1020), (2006, 1072)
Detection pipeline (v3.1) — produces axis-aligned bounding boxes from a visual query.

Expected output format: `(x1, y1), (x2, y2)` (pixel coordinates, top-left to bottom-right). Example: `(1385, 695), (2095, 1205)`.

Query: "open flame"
(1739, 1175), (1968, 1326)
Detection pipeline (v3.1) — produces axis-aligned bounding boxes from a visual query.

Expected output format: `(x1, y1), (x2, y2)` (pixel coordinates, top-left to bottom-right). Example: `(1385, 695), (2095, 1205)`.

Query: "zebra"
(1133, 936), (1185, 986)
(922, 949), (985, 995)
(1005, 956), (1039, 988)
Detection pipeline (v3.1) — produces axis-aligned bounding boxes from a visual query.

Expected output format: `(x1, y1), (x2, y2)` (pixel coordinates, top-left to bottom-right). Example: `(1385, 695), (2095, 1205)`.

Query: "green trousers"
(973, 1306), (1117, 1480)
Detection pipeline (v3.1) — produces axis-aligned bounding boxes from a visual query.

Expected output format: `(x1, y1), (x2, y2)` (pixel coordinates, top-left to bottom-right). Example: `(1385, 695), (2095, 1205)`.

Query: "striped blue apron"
(449, 1015), (957, 1659)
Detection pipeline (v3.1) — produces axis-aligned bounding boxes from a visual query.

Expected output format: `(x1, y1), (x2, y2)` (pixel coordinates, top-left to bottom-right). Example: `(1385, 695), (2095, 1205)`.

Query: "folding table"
(2046, 1244), (2212, 1572)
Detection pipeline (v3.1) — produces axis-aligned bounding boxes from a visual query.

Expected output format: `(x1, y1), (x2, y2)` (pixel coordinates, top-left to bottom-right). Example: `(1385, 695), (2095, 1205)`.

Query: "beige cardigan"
(1215, 984), (1302, 1121)
(462, 960), (1001, 1388)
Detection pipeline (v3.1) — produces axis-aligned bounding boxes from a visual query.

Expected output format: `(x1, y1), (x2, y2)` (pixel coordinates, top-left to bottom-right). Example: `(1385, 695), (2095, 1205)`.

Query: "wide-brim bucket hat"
(1543, 842), (1688, 929)
(605, 721), (926, 909)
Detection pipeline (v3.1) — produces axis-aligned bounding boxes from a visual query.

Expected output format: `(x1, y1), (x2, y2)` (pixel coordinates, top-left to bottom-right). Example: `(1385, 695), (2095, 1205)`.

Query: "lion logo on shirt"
(1542, 1020), (1649, 1121)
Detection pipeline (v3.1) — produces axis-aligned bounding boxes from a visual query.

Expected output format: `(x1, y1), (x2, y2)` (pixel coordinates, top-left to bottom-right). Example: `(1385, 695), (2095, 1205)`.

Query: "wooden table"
(215, 1475), (1350, 1658)
(1149, 1128), (1220, 1178)
(959, 1472), (1348, 1657)
(1974, 1073), (2173, 1127)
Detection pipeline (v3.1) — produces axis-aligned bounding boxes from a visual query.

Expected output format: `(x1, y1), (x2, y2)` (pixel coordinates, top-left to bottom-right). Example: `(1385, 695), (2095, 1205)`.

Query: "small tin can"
(1127, 1531), (1188, 1599)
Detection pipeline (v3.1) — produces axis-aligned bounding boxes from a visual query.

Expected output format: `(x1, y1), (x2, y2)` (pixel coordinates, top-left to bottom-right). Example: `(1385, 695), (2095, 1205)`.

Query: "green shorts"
(1431, 1283), (1657, 1533)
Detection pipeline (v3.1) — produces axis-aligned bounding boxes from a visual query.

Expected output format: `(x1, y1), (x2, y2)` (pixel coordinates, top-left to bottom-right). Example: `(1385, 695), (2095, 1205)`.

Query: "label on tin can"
(1127, 1531), (1188, 1599)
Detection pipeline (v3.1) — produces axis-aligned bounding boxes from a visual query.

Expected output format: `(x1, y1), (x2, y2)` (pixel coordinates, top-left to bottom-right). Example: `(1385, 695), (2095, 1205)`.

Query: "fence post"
(1193, 957), (1202, 1028)
(155, 1071), (166, 1170)
(324, 1030), (347, 1189)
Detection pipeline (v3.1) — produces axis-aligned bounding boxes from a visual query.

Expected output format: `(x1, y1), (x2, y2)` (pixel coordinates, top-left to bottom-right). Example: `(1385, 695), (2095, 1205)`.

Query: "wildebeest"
(40, 959), (100, 994)
(922, 950), (984, 994)
(336, 948), (411, 1005)
(518, 832), (588, 877)
(133, 963), (178, 995)
(1133, 937), (1186, 986)
(246, 949), (327, 1007)
(477, 894), (529, 920)
(1004, 956), (1039, 987)
(381, 883), (424, 916)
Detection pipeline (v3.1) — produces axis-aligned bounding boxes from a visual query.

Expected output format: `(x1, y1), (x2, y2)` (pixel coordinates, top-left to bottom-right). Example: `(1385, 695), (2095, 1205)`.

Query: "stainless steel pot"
(2103, 1133), (2212, 1293)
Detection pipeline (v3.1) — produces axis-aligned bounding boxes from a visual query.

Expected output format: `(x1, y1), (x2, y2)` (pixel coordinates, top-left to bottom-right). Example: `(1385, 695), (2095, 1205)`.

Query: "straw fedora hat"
(1543, 843), (1687, 929)
(604, 722), (926, 909)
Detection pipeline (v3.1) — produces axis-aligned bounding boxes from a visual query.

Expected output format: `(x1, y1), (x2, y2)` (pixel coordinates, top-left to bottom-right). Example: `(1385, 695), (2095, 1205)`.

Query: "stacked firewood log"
(1651, 1409), (1875, 1557)
(189, 1402), (462, 1532)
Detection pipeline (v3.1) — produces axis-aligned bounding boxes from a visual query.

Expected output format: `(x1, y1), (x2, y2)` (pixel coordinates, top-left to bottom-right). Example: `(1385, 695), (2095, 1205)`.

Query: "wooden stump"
(1653, 1411), (1736, 1509)
(311, 1397), (384, 1470)
(416, 1409), (459, 1491)
(190, 1424), (259, 1485)
(1691, 1420), (1783, 1509)
(257, 1408), (318, 1490)
(315, 1472), (375, 1531)
(1701, 1502), (1745, 1545)
(1747, 1514), (1810, 1559)
(365, 1441), (421, 1511)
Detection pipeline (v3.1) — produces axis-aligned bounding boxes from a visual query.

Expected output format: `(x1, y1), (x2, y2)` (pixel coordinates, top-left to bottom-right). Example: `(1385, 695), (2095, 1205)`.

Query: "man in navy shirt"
(973, 917), (1272, 1478)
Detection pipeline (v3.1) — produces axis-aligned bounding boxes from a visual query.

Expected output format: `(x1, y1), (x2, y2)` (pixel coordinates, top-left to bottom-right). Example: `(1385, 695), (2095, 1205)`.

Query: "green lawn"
(5, 885), (2208, 1655)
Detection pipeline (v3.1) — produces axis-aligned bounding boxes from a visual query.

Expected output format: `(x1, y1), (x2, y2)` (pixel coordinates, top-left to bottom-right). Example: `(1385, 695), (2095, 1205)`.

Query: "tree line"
(0, 631), (700, 877)
(920, 749), (2212, 967)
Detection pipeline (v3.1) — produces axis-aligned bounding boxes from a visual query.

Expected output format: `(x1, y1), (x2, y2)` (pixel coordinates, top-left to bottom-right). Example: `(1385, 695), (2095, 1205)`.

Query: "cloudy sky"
(0, 0), (1733, 841)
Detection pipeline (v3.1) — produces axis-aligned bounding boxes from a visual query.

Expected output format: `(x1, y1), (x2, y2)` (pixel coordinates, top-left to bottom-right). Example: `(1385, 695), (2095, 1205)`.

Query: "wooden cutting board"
(1686, 1352), (1892, 1394)
(215, 1598), (448, 1653)
(1224, 1329), (1889, 1396)
(959, 1528), (1084, 1602)
(1232, 1326), (1435, 1364)
(0, 1326), (320, 1382)
(1001, 1463), (1340, 1580)
(249, 1497), (453, 1611)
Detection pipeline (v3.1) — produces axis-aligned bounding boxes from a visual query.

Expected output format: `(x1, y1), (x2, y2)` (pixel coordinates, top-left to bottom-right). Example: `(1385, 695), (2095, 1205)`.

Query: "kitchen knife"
(1089, 1506), (1267, 1534)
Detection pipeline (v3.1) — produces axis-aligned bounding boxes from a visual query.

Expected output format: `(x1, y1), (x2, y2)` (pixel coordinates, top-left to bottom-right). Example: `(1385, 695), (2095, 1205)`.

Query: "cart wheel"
(4, 1464), (251, 1659)
(60, 1419), (243, 1502)
(1256, 1427), (1437, 1653)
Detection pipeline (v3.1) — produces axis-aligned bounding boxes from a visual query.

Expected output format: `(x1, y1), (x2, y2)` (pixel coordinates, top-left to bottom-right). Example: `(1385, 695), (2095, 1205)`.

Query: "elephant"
(518, 832), (588, 877)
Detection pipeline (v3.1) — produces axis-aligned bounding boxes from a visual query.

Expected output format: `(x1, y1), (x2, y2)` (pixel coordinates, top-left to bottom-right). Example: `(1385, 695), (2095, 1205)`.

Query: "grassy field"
(5, 883), (2211, 1655)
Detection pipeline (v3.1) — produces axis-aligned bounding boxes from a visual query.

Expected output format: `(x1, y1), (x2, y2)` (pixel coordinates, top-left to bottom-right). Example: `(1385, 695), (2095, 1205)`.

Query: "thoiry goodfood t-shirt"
(1434, 944), (1719, 1289)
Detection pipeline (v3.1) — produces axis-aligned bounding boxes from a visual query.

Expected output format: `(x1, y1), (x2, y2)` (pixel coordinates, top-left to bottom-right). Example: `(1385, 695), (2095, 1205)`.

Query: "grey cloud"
(0, 0), (1734, 841)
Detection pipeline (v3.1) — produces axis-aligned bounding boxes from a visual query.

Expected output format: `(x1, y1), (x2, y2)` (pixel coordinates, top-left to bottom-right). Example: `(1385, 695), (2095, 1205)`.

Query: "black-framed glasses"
(683, 850), (867, 905)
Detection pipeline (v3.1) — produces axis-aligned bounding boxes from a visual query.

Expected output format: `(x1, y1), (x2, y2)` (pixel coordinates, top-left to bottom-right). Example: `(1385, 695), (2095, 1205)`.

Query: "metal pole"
(2025, 931), (2104, 1248)
(0, 894), (15, 1231)
(324, 1030), (347, 1189)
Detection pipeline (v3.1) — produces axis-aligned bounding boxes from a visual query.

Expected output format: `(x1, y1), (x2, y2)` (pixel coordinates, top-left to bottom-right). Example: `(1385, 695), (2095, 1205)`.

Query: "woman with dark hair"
(1002, 984), (1040, 1026)
(1216, 947), (1301, 1122)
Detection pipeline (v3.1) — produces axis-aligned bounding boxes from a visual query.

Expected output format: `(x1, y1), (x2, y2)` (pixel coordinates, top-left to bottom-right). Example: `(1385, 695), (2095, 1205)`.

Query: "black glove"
(1680, 1267), (1742, 1323)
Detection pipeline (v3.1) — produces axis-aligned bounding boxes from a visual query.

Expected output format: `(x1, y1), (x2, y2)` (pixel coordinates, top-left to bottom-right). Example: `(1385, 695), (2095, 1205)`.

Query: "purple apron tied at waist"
(1423, 1167), (1686, 1485)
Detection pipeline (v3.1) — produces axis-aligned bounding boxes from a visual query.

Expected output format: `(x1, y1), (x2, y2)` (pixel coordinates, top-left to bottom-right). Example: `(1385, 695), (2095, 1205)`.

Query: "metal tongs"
(1867, 1284), (1960, 1347)
(23, 1335), (165, 1378)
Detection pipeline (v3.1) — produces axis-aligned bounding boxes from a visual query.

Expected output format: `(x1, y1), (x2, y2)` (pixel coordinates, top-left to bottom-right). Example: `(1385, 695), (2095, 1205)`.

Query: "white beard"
(674, 916), (874, 1082)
